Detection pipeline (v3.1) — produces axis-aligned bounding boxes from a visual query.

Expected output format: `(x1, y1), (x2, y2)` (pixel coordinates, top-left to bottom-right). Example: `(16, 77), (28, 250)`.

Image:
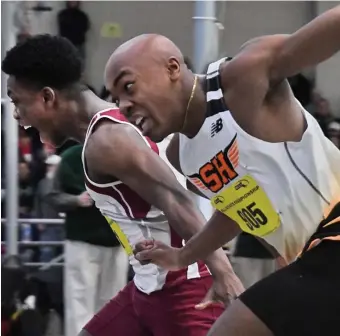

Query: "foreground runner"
(105, 6), (340, 336)
(2, 35), (243, 336)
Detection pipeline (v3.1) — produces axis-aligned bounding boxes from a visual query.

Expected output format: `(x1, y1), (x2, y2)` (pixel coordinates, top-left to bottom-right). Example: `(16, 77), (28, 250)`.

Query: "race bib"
(105, 216), (133, 255)
(211, 175), (280, 237)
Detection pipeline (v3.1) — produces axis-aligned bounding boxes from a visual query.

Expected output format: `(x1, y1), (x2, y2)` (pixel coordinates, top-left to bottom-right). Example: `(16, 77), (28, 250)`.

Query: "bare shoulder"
(85, 121), (148, 175)
(165, 133), (182, 174)
(219, 34), (292, 115)
(221, 34), (289, 87)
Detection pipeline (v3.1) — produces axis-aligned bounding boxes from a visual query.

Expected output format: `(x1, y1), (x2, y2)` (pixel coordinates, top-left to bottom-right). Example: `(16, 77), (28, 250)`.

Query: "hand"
(135, 240), (184, 271)
(133, 240), (155, 265)
(195, 272), (245, 310)
(77, 191), (93, 207)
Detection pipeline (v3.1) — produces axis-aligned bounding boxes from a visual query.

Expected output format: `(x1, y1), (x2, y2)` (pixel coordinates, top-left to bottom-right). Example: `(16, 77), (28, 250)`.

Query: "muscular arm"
(87, 123), (235, 277)
(178, 211), (241, 266)
(223, 5), (340, 103)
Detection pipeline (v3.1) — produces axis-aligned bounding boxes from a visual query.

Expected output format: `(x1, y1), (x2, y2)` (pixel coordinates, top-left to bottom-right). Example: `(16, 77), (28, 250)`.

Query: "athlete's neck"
(68, 90), (115, 143)
(180, 75), (207, 139)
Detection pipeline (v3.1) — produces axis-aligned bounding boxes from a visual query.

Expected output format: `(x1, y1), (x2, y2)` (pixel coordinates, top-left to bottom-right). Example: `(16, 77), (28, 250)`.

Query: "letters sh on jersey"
(188, 135), (239, 193)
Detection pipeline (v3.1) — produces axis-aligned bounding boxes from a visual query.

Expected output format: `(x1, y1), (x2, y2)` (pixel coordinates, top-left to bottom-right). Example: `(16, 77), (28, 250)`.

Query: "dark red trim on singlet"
(85, 108), (210, 285)
(146, 137), (159, 154)
(85, 178), (152, 219)
(88, 108), (123, 128)
(115, 184), (152, 219)
(99, 109), (127, 122)
(84, 179), (130, 216)
(90, 108), (159, 154)
(84, 108), (159, 219)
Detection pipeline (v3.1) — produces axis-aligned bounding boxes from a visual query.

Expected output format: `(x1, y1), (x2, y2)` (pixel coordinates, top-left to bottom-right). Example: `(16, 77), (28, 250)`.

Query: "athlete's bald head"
(105, 34), (184, 87)
(104, 34), (195, 142)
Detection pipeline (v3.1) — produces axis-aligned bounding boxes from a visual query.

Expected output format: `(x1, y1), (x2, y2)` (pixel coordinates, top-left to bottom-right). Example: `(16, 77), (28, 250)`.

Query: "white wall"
(4, 1), (340, 112)
(81, 1), (194, 91)
(219, 1), (312, 55)
(81, 1), (312, 91)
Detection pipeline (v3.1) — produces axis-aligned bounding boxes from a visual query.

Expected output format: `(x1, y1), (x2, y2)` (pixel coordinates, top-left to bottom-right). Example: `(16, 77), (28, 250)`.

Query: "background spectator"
(328, 119), (340, 149)
(288, 73), (313, 108)
(18, 160), (34, 216)
(46, 144), (128, 336)
(34, 154), (64, 263)
(57, 1), (90, 61)
(18, 127), (33, 163)
(313, 94), (334, 137)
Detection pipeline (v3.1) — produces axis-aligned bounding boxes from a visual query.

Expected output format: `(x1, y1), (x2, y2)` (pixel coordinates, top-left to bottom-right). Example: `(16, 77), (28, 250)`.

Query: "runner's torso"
(82, 108), (209, 294)
(179, 58), (340, 262)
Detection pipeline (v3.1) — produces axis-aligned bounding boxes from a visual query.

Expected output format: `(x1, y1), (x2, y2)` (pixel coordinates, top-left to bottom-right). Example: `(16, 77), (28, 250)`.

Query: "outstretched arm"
(222, 5), (340, 102)
(86, 122), (236, 278)
(269, 5), (340, 82)
(178, 210), (241, 267)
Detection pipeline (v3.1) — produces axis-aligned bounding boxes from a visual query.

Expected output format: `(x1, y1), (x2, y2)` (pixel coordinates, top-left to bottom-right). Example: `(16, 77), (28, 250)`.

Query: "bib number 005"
(210, 174), (280, 237)
(237, 202), (268, 231)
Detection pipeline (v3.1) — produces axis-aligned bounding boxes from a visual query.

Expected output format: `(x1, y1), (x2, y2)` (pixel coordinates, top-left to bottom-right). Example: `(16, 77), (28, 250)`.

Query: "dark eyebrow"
(113, 70), (130, 88)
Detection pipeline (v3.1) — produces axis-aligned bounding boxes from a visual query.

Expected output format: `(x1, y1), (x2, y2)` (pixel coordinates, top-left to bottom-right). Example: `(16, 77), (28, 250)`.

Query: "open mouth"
(135, 116), (146, 132)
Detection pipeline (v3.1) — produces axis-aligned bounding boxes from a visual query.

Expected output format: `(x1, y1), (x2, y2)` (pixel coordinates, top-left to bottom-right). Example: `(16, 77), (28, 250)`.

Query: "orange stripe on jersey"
(227, 140), (239, 168)
(229, 150), (238, 160)
(191, 178), (209, 190)
(297, 235), (340, 259)
(294, 195), (340, 259)
(230, 154), (239, 168)
(191, 178), (208, 189)
(323, 216), (340, 228)
(228, 145), (237, 156)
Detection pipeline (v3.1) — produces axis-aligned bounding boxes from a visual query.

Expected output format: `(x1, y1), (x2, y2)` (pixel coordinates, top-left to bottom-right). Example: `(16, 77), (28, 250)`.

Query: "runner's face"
(108, 60), (184, 142)
(7, 76), (68, 147)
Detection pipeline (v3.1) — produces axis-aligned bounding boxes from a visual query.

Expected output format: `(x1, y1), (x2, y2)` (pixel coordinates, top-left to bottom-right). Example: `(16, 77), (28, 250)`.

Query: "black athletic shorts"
(239, 240), (340, 336)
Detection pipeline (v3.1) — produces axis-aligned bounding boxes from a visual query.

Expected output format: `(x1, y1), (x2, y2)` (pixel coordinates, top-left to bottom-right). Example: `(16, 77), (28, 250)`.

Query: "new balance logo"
(211, 118), (223, 137)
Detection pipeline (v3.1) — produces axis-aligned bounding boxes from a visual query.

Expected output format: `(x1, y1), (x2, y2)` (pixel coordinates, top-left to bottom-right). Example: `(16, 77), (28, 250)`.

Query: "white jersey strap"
(206, 57), (229, 79)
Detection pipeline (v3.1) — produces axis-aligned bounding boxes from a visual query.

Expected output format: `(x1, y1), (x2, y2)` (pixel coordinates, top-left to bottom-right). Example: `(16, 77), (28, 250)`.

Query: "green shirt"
(50, 145), (119, 247)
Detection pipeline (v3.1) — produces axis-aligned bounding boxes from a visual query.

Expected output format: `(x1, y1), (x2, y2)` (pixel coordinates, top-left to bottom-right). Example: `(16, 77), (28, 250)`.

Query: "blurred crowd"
(1, 125), (76, 263)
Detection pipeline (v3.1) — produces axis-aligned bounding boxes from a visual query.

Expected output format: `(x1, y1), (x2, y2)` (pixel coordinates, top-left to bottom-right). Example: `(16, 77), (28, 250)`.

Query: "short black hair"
(2, 34), (83, 90)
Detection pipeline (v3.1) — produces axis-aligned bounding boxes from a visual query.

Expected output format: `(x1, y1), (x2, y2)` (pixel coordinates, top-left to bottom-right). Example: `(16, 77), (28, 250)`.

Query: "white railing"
(25, 254), (64, 270)
(1, 218), (65, 224)
(1, 217), (231, 269)
(1, 218), (65, 268)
